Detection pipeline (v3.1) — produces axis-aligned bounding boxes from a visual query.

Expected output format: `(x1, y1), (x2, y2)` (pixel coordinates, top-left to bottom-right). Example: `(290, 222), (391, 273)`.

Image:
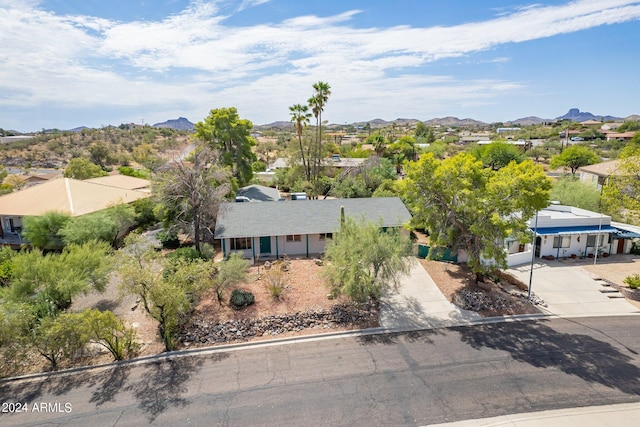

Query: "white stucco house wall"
(506, 204), (639, 266)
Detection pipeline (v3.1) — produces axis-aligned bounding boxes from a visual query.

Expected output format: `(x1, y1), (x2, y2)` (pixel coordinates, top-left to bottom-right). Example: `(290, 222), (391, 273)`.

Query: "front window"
(586, 235), (604, 247)
(286, 234), (302, 242)
(553, 236), (570, 248)
(231, 237), (251, 250)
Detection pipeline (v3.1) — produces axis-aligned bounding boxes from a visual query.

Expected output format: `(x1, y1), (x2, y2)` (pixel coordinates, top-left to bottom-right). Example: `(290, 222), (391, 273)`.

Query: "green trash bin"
(417, 244), (430, 258)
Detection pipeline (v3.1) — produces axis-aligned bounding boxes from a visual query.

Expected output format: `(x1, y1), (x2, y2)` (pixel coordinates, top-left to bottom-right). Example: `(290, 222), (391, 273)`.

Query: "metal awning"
(533, 225), (619, 236)
(614, 230), (640, 239)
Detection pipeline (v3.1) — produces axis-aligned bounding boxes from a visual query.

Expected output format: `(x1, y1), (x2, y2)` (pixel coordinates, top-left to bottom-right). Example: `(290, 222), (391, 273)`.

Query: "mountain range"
(10, 109), (636, 134)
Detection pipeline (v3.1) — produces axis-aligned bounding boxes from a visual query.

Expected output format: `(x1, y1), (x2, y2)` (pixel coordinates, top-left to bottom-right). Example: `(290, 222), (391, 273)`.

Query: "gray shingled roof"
(236, 184), (281, 202)
(214, 197), (411, 239)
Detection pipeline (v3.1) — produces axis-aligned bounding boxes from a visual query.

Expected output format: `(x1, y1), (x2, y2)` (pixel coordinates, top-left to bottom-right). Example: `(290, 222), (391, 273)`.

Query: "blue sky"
(1, 0), (639, 132)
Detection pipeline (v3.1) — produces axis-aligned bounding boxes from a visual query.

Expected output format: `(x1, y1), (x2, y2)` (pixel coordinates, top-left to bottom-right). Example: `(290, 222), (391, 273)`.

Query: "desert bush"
(624, 274), (640, 289)
(157, 229), (180, 249)
(264, 267), (287, 299)
(214, 253), (250, 304)
(199, 243), (215, 260)
(229, 289), (255, 309)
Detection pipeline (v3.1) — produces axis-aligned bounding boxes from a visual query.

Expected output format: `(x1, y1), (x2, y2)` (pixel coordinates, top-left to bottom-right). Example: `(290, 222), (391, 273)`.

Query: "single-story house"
(235, 184), (281, 202)
(578, 159), (623, 189)
(268, 156), (367, 173)
(2, 170), (62, 189)
(0, 176), (150, 246)
(506, 204), (640, 266)
(605, 131), (637, 141)
(214, 197), (411, 261)
(84, 174), (151, 191)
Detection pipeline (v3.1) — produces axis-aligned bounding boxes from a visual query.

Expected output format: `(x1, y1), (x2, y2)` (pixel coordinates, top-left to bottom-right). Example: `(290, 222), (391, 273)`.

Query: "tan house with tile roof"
(0, 176), (150, 245)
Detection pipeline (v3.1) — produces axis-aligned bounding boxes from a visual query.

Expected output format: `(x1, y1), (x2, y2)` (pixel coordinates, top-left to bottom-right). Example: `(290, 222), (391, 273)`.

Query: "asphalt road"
(2, 316), (640, 426)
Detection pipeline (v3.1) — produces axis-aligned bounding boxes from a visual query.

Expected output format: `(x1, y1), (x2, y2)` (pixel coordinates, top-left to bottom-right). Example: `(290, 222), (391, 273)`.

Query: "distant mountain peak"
(556, 108), (620, 122)
(153, 117), (194, 130)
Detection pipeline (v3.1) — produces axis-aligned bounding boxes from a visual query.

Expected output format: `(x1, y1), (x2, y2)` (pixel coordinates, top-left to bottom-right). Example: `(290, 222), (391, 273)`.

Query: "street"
(1, 316), (640, 426)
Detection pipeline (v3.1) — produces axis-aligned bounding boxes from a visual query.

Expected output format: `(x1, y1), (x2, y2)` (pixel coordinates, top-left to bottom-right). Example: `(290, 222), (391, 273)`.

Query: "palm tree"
(308, 81), (331, 181)
(289, 103), (312, 181)
(372, 133), (386, 157)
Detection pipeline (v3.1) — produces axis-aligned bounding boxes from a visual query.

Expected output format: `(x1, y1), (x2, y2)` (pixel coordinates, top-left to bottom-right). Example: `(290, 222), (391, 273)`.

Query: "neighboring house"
(235, 184), (281, 202)
(580, 119), (601, 126)
(460, 136), (490, 144)
(215, 197), (411, 260)
(600, 123), (624, 131)
(84, 174), (151, 191)
(506, 204), (639, 266)
(0, 176), (150, 246)
(2, 170), (61, 189)
(605, 131), (637, 141)
(578, 159), (623, 189)
(268, 156), (366, 172)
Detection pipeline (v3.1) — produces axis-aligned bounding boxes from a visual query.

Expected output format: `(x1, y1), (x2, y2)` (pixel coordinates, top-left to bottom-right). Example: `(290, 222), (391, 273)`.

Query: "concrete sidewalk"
(380, 260), (482, 330)
(428, 402), (640, 426)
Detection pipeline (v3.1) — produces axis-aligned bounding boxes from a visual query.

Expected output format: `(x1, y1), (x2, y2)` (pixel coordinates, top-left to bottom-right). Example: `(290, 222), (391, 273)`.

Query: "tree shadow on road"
(456, 320), (640, 396)
(1, 352), (230, 423)
(125, 353), (229, 423)
(357, 328), (443, 346)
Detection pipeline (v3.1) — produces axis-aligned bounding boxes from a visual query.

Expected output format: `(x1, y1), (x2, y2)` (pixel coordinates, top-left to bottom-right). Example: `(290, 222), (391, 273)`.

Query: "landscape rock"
(178, 303), (376, 346)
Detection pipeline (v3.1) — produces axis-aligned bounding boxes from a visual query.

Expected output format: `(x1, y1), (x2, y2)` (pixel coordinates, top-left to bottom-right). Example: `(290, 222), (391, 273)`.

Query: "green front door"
(260, 236), (271, 254)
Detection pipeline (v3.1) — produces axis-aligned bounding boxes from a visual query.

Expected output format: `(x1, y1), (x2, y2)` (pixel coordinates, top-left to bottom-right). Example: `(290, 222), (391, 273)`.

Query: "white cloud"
(1, 0), (639, 129)
(237, 0), (270, 12)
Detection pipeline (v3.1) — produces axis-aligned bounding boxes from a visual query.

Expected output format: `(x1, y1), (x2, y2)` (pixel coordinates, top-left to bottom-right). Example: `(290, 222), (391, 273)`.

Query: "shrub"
(199, 243), (215, 260)
(157, 229), (180, 249)
(631, 240), (640, 256)
(168, 246), (203, 262)
(263, 267), (287, 300)
(624, 274), (640, 290)
(229, 289), (255, 309)
(213, 253), (250, 304)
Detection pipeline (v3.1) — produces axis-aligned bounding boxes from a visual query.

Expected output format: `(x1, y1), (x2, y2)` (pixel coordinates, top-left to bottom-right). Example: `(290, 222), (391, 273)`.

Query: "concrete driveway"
(507, 260), (640, 318)
(380, 259), (481, 330)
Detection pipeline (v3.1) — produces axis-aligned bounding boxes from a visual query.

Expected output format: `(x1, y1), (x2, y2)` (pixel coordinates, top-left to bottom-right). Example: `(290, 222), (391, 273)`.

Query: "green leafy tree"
(290, 103), (312, 180)
(154, 145), (231, 251)
(415, 122), (435, 143)
(308, 81), (331, 182)
(527, 146), (551, 163)
(118, 235), (212, 351)
(63, 157), (108, 179)
(194, 107), (256, 186)
(7, 241), (113, 310)
(22, 212), (71, 249)
(148, 260), (212, 351)
(0, 246), (17, 286)
(550, 176), (602, 212)
(88, 142), (114, 169)
(0, 301), (34, 376)
(549, 145), (600, 175)
(473, 141), (525, 170)
(83, 309), (138, 361)
(30, 311), (89, 371)
(403, 153), (551, 282)
(117, 233), (162, 314)
(329, 176), (371, 198)
(60, 204), (136, 246)
(324, 217), (412, 303)
(602, 145), (640, 224)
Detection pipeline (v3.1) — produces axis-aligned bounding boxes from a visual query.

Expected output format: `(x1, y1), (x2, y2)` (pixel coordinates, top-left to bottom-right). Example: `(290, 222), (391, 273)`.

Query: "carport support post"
(528, 210), (539, 300)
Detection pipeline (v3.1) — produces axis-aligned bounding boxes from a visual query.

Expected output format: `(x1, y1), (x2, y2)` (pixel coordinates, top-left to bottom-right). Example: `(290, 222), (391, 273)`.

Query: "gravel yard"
(418, 258), (541, 317)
